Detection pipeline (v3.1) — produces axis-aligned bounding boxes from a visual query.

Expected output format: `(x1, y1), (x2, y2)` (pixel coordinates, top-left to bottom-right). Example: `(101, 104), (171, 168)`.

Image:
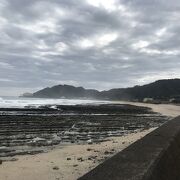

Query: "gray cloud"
(0, 0), (180, 95)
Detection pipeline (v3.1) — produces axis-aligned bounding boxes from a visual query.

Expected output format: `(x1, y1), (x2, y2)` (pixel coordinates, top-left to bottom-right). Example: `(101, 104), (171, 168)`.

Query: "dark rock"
(87, 148), (93, 151)
(94, 150), (99, 153)
(53, 166), (59, 170)
(88, 156), (97, 161)
(104, 151), (110, 155)
(77, 157), (84, 162)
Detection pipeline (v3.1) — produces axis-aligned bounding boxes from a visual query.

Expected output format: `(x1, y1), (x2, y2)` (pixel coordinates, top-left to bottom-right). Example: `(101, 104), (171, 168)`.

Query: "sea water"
(0, 96), (109, 108)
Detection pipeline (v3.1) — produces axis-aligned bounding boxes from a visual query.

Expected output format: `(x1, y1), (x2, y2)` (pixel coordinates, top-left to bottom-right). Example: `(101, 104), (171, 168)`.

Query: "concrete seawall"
(79, 116), (180, 180)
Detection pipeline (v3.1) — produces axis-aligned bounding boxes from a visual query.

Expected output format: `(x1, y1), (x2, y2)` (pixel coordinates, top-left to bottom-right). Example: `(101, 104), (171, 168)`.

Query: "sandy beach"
(113, 101), (180, 117)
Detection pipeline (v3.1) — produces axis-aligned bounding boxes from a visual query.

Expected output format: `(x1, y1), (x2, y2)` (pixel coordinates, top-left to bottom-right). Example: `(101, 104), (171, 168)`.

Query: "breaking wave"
(0, 97), (109, 108)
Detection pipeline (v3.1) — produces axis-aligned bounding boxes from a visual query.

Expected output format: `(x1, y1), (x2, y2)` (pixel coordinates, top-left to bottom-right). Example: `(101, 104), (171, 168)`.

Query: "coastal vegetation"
(23, 79), (180, 102)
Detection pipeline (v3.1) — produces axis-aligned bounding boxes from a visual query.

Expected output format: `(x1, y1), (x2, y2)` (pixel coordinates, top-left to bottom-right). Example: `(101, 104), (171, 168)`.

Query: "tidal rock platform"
(0, 104), (168, 160)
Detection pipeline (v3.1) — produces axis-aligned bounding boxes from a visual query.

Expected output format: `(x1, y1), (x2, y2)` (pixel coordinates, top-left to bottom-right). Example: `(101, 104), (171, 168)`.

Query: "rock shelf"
(0, 104), (169, 160)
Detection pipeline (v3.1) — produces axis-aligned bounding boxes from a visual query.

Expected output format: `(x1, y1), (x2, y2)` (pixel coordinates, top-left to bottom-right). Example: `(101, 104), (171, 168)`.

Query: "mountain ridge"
(22, 79), (180, 101)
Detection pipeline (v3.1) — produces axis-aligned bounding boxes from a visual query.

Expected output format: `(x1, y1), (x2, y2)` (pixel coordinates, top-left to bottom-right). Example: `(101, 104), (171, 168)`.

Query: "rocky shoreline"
(0, 104), (169, 162)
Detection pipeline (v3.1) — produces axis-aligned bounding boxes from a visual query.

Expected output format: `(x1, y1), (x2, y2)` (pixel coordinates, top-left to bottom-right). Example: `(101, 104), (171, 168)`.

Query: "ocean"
(0, 96), (109, 108)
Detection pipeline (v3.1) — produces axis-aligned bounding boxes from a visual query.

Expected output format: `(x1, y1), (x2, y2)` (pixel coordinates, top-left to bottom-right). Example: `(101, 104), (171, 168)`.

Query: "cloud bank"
(0, 0), (180, 95)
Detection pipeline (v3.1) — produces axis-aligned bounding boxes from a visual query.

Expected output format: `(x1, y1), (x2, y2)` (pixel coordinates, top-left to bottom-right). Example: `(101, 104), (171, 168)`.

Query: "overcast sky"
(0, 0), (180, 96)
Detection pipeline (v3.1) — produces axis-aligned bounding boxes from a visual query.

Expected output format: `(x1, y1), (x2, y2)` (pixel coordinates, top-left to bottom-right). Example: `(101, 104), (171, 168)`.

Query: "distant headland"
(21, 78), (180, 103)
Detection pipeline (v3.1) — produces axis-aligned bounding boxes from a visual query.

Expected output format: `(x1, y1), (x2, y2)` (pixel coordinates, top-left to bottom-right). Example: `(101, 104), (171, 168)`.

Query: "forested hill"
(22, 79), (180, 101)
(100, 79), (180, 100)
(31, 85), (100, 99)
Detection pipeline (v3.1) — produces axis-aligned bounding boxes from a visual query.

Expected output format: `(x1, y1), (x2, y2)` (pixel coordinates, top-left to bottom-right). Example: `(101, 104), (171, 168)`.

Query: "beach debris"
(9, 158), (18, 162)
(73, 164), (78, 167)
(77, 157), (84, 162)
(94, 150), (99, 152)
(104, 151), (110, 155)
(87, 139), (93, 144)
(52, 134), (61, 141)
(88, 156), (97, 161)
(28, 137), (47, 146)
(67, 157), (71, 160)
(53, 166), (59, 170)
(0, 160), (2, 165)
(87, 148), (93, 151)
(33, 137), (45, 142)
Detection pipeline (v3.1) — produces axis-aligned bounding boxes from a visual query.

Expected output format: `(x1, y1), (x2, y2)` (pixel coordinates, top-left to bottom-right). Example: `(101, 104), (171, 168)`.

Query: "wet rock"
(87, 139), (93, 144)
(0, 159), (2, 165)
(32, 137), (46, 142)
(0, 104), (168, 159)
(0, 147), (12, 153)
